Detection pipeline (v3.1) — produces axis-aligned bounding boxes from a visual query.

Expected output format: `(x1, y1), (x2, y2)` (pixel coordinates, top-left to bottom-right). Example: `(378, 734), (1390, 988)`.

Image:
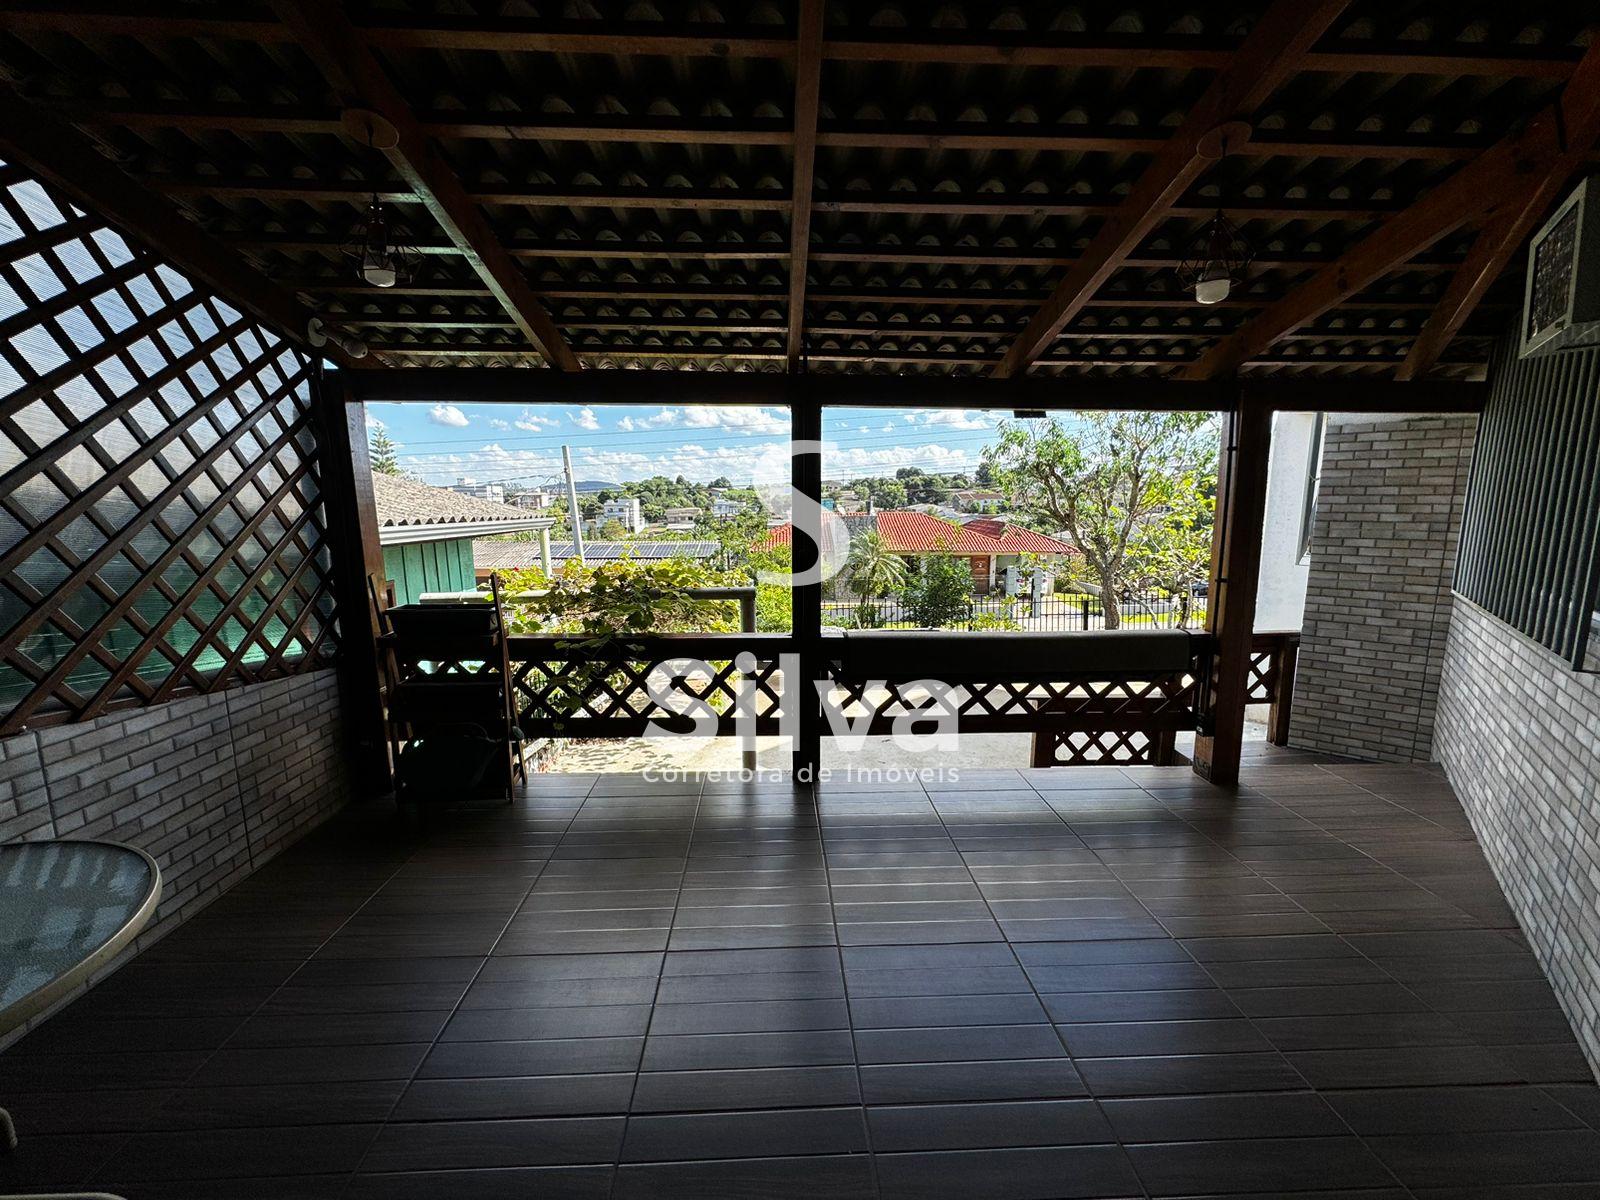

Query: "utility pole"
(562, 444), (586, 566)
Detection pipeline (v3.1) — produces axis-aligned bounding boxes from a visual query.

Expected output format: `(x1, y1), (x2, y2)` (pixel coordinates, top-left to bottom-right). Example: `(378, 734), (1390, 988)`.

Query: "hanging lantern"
(343, 195), (415, 288)
(1177, 212), (1253, 306)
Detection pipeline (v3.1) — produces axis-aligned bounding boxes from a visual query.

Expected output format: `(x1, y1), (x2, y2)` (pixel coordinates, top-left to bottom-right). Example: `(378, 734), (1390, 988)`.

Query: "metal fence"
(820, 591), (1206, 632)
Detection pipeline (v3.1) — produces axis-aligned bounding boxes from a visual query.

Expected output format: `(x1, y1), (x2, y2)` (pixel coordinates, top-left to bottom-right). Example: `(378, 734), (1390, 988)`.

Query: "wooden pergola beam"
(1, 8), (1583, 78)
(786, 0), (824, 370)
(1186, 39), (1600, 382)
(268, 0), (579, 371)
(0, 85), (364, 367)
(146, 174), (1404, 222)
(1397, 129), (1600, 380)
(994, 0), (1351, 379)
(63, 101), (1512, 163)
(342, 366), (1486, 414)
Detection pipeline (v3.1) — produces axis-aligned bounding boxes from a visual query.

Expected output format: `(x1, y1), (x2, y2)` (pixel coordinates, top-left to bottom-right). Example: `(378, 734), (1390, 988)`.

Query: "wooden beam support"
(1192, 398), (1272, 786)
(1186, 39), (1600, 381)
(786, 0), (824, 369)
(3, 8), (1584, 78)
(994, 0), (1352, 378)
(340, 366), (1485, 414)
(63, 100), (1518, 164)
(269, 0), (580, 371)
(0, 85), (362, 366)
(1397, 127), (1600, 379)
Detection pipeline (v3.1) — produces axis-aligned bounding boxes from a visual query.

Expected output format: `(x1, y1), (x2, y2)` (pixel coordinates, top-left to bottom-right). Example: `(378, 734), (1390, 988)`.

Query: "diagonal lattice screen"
(0, 158), (338, 734)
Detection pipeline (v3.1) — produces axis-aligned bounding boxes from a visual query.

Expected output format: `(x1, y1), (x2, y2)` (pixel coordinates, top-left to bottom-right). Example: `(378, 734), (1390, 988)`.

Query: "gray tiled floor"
(3, 760), (1598, 1199)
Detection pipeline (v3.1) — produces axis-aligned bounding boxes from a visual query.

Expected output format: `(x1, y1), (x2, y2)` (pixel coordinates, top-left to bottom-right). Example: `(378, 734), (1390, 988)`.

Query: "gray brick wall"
(1435, 596), (1600, 1080)
(0, 670), (351, 1042)
(1289, 414), (1477, 762)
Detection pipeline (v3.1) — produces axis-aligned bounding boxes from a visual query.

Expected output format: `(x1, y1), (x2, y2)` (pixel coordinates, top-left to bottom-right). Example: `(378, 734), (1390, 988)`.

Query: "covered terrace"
(2, 2), (1600, 1197)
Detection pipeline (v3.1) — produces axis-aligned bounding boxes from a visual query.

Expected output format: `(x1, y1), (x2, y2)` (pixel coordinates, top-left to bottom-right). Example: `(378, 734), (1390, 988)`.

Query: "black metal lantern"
(1177, 212), (1253, 305)
(343, 195), (415, 289)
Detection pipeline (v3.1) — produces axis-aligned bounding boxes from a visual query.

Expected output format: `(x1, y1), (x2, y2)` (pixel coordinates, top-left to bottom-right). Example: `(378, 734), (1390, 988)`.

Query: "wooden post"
(1192, 393), (1272, 785)
(791, 382), (823, 787)
(1268, 635), (1299, 747)
(315, 374), (393, 787)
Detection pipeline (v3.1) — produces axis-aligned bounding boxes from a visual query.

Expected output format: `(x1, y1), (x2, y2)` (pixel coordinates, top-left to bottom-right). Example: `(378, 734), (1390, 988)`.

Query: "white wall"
(1255, 410), (1317, 632)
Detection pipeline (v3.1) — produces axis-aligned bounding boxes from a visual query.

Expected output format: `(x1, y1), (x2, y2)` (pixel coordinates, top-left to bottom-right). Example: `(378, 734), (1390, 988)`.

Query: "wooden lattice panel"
(827, 672), (1199, 735)
(1246, 649), (1279, 704)
(0, 159), (338, 733)
(1033, 728), (1167, 767)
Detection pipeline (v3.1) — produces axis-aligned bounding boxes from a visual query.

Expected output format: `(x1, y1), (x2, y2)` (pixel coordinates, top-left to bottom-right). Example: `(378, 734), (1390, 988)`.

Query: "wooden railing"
(1248, 630), (1301, 746)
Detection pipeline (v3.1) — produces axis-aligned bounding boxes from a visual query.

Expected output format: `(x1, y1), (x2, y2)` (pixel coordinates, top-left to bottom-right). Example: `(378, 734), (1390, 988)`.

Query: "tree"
(369, 427), (402, 475)
(843, 530), (907, 624)
(1125, 467), (1215, 628)
(985, 412), (1216, 629)
(904, 552), (972, 628)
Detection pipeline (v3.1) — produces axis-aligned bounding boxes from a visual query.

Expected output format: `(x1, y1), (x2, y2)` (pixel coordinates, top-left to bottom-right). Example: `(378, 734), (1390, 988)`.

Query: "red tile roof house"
(764, 510), (1077, 594)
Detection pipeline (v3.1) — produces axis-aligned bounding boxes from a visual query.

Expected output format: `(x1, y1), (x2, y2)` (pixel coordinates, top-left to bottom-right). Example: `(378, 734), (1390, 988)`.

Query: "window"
(1298, 413), (1326, 563)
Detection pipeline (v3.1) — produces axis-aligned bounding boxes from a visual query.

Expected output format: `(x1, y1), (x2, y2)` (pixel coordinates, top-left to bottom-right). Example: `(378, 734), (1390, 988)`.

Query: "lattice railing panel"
(407, 636), (791, 737)
(826, 672), (1200, 735)
(0, 159), (338, 732)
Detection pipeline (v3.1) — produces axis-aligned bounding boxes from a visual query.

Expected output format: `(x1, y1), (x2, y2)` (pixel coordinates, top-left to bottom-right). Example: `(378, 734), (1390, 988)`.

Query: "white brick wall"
(0, 670), (351, 1045)
(1289, 414), (1477, 762)
(1435, 596), (1600, 1079)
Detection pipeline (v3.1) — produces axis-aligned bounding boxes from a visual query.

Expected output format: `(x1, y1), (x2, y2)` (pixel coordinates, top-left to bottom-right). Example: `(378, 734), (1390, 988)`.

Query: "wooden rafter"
(1397, 143), (1600, 380)
(786, 0), (825, 370)
(65, 100), (1513, 163)
(268, 0), (580, 371)
(145, 174), (1403, 222)
(1186, 39), (1600, 381)
(0, 86), (363, 366)
(993, 0), (1352, 379)
(0, 7), (1584, 79)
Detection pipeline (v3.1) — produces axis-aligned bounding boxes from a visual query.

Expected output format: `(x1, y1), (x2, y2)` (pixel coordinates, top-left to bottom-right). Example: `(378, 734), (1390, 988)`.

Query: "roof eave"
(378, 517), (556, 545)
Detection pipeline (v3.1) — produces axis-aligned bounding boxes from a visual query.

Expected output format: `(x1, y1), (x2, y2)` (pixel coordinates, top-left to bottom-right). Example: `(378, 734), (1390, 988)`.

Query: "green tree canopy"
(369, 427), (402, 475)
(985, 412), (1217, 628)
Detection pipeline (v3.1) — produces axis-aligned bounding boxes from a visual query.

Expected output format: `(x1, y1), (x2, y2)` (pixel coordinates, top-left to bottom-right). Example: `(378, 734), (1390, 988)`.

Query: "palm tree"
(845, 531), (908, 623)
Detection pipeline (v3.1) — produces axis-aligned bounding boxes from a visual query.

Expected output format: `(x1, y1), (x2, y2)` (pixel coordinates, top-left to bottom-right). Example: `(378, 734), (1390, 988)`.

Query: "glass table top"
(0, 840), (160, 1031)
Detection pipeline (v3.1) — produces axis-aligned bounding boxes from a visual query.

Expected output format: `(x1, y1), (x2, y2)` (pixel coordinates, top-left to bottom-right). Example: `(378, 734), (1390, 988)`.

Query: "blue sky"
(367, 402), (1019, 489)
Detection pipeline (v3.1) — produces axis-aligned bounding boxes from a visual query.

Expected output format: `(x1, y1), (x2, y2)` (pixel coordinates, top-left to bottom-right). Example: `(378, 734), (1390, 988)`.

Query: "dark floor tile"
(228, 1009), (452, 1048)
(1101, 1091), (1345, 1141)
(100, 1123), (378, 1182)
(1078, 1052), (1304, 1097)
(443, 1004), (653, 1041)
(420, 1037), (644, 1079)
(1287, 1046), (1529, 1089)
(1042, 988), (1242, 1023)
(151, 1080), (406, 1129)
(1368, 1130), (1600, 1187)
(345, 1165), (613, 1200)
(1126, 1136), (1396, 1196)
(649, 998), (848, 1035)
(641, 1029), (855, 1071)
(188, 1043), (430, 1087)
(849, 992), (1048, 1029)
(867, 1099), (1112, 1151)
(1059, 1018), (1272, 1057)
(612, 1153), (876, 1199)
(361, 1117), (625, 1172)
(1256, 1011), (1476, 1051)
(394, 1074), (636, 1120)
(859, 1057), (1088, 1104)
(632, 1066), (861, 1113)
(875, 1145), (1140, 1199)
(622, 1106), (867, 1161)
(854, 1023), (1066, 1064)
(1226, 983), (1431, 1018)
(1325, 1086), (1588, 1135)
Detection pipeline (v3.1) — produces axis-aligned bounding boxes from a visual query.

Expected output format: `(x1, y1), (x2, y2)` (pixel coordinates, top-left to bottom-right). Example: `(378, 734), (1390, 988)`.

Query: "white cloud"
(570, 407), (601, 431)
(489, 418), (510, 431)
(920, 409), (992, 431)
(514, 409), (557, 432)
(679, 406), (788, 436)
(428, 404), (470, 428)
(364, 413), (384, 429)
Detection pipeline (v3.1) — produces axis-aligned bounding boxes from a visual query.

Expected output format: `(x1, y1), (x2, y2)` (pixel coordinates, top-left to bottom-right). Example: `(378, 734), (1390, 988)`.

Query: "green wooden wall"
(382, 538), (477, 605)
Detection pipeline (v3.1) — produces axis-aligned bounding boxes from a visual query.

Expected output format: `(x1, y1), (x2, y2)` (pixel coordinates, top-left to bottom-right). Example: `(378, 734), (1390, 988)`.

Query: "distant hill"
(573, 480), (612, 493)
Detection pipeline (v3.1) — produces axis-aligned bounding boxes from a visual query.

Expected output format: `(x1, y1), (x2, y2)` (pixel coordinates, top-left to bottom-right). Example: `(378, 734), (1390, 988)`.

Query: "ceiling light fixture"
(339, 108), (414, 289)
(1178, 211), (1253, 306)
